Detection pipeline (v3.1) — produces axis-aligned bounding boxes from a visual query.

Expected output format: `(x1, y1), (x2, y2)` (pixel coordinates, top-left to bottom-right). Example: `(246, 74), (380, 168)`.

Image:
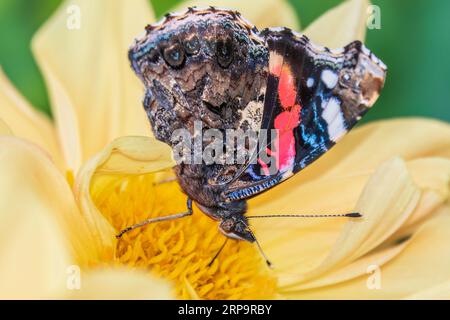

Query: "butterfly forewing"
(223, 28), (386, 202)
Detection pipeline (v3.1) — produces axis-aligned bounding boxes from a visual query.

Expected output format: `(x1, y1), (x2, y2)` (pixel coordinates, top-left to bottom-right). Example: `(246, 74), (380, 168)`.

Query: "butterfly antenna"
(241, 221), (272, 267)
(247, 212), (362, 219)
(242, 213), (361, 267)
(207, 238), (228, 267)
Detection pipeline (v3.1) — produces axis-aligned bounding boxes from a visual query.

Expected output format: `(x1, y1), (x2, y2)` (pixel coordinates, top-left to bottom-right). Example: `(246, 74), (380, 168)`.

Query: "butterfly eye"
(184, 36), (200, 55)
(219, 219), (235, 233)
(216, 38), (233, 68)
(163, 43), (185, 68)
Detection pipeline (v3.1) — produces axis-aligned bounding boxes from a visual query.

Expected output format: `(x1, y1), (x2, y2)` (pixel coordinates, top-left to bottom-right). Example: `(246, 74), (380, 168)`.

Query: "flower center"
(91, 172), (277, 299)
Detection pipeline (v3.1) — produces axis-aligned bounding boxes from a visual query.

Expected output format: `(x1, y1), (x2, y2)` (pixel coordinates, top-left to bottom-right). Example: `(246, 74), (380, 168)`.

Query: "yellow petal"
(0, 67), (63, 169)
(436, 148), (450, 158)
(65, 268), (174, 299)
(0, 137), (108, 266)
(392, 158), (450, 235)
(74, 136), (175, 255)
(0, 136), (96, 298)
(171, 0), (300, 30)
(0, 118), (12, 135)
(303, 0), (369, 48)
(38, 68), (83, 172)
(283, 206), (450, 299)
(407, 158), (450, 199)
(0, 136), (175, 299)
(280, 240), (409, 292)
(405, 280), (450, 300)
(32, 0), (155, 170)
(0, 207), (70, 299)
(272, 158), (450, 291)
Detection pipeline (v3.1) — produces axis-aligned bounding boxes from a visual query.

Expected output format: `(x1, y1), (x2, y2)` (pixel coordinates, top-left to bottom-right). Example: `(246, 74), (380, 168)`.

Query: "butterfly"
(123, 6), (387, 264)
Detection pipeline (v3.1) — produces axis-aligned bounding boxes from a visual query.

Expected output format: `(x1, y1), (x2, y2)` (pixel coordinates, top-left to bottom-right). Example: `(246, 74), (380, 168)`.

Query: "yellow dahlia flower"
(0, 0), (449, 300)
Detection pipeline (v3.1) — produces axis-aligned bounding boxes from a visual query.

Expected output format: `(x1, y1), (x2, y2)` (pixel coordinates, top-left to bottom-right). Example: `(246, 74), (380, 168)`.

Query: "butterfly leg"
(116, 198), (193, 238)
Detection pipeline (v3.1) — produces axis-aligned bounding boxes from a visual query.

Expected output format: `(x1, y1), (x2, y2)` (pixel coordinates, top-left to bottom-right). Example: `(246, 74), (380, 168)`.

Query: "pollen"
(91, 172), (277, 299)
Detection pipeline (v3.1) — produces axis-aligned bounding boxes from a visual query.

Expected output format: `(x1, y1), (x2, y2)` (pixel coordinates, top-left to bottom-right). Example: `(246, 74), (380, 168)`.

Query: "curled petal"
(32, 0), (155, 170)
(303, 0), (369, 48)
(320, 158), (420, 268)
(250, 173), (369, 274)
(171, 0), (300, 30)
(74, 136), (174, 253)
(93, 136), (176, 175)
(65, 268), (174, 300)
(397, 158), (450, 229)
(379, 157), (450, 245)
(309, 158), (420, 277)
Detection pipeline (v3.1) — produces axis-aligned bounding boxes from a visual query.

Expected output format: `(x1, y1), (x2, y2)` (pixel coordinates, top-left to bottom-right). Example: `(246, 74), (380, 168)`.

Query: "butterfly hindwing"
(223, 28), (386, 202)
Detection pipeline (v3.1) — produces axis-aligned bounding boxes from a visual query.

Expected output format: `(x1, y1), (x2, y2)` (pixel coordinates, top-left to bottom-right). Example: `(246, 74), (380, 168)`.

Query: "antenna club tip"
(346, 212), (363, 218)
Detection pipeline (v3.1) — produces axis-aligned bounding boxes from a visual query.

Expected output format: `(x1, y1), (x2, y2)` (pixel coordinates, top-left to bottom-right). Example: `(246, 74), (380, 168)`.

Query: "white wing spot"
(306, 77), (315, 88)
(322, 97), (347, 142)
(321, 70), (338, 89)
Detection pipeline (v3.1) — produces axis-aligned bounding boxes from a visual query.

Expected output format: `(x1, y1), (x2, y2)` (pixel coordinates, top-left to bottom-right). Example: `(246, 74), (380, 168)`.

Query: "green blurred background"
(0, 0), (449, 123)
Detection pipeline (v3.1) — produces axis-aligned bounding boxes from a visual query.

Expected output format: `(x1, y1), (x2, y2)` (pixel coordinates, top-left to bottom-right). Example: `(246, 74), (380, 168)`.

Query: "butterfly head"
(219, 215), (255, 243)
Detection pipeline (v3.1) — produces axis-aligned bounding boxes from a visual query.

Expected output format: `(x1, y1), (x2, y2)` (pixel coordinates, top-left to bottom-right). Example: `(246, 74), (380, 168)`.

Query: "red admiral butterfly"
(121, 7), (386, 264)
